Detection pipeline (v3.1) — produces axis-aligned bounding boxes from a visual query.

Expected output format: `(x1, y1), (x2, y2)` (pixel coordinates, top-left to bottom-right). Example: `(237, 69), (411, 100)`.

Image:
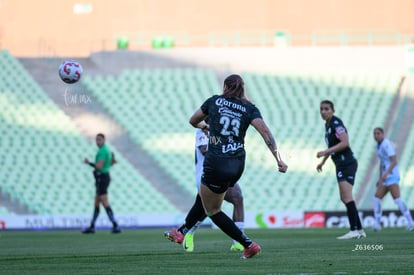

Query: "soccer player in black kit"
(316, 100), (366, 239)
(164, 74), (288, 259)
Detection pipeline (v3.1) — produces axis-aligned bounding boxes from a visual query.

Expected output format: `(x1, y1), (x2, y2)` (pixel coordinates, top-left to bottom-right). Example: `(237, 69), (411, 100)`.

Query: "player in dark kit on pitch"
(316, 100), (366, 239)
(164, 74), (288, 259)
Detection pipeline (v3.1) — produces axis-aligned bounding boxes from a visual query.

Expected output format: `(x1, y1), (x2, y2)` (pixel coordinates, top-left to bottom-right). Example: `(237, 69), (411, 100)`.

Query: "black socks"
(345, 201), (362, 230)
(105, 206), (118, 227)
(210, 211), (251, 248)
(90, 207), (100, 228)
(178, 194), (207, 234)
(90, 206), (118, 228)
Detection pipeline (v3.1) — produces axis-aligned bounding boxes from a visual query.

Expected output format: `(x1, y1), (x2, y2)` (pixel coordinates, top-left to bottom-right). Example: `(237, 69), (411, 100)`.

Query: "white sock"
(188, 221), (202, 234)
(394, 198), (414, 226)
(233, 221), (245, 244)
(373, 197), (382, 227)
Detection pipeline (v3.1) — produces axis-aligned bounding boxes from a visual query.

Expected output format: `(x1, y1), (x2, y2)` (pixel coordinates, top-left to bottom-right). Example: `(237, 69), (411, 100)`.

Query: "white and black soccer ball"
(59, 60), (83, 84)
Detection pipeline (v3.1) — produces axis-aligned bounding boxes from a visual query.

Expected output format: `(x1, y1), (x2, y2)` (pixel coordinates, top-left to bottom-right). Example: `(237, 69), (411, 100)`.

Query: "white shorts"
(381, 175), (400, 187)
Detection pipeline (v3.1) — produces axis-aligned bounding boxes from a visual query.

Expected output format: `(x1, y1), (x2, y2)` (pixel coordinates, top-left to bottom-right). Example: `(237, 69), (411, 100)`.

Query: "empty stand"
(0, 50), (179, 215)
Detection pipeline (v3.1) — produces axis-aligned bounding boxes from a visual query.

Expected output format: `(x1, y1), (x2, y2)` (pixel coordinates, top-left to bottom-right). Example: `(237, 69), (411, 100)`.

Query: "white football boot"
(336, 230), (362, 240)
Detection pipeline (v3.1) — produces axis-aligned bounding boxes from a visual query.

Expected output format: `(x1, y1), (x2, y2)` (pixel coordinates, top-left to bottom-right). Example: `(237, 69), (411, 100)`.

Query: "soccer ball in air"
(59, 60), (83, 84)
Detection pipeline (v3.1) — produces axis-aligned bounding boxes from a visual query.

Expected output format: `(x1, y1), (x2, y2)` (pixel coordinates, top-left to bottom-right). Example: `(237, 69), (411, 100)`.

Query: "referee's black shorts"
(202, 154), (245, 194)
(93, 171), (111, 195)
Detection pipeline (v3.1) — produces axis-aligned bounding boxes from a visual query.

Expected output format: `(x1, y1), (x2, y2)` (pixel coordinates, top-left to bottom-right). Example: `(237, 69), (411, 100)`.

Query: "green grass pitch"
(1, 228), (413, 274)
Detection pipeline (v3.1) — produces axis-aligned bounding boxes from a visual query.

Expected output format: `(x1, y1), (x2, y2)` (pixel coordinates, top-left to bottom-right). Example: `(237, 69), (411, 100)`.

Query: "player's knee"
(206, 209), (220, 217)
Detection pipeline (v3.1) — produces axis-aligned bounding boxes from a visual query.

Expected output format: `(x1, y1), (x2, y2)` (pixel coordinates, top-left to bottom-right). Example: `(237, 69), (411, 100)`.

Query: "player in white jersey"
(372, 127), (414, 231)
(182, 128), (245, 252)
(194, 128), (208, 190)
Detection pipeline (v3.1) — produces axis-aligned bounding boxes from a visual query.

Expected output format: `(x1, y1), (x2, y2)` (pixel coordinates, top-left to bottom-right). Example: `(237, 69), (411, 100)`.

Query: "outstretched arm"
(251, 118), (288, 173)
(84, 157), (95, 168)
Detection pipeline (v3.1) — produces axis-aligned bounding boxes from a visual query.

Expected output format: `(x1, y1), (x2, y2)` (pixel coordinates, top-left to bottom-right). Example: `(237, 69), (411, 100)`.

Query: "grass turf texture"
(1, 228), (413, 274)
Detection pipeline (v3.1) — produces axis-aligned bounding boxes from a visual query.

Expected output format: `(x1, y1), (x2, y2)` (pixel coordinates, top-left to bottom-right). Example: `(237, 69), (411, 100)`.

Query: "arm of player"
(199, 145), (208, 156)
(376, 162), (382, 187)
(189, 108), (209, 131)
(380, 155), (397, 182)
(317, 130), (350, 157)
(316, 155), (329, 172)
(84, 157), (96, 168)
(95, 160), (104, 170)
(111, 152), (117, 165)
(251, 118), (288, 173)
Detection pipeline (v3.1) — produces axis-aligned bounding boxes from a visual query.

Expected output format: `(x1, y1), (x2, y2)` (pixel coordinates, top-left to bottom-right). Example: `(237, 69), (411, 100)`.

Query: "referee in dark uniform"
(316, 100), (366, 239)
(82, 133), (121, 234)
(164, 74), (288, 259)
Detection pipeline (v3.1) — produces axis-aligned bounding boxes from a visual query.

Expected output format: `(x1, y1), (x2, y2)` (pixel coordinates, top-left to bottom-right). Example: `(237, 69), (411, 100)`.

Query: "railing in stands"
(115, 30), (414, 48)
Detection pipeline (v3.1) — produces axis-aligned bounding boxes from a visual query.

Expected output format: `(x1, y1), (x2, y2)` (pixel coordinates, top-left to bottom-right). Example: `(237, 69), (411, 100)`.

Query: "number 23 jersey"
(200, 95), (262, 158)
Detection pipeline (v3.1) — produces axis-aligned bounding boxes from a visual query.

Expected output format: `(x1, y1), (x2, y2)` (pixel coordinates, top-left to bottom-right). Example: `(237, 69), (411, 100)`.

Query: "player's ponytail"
(223, 74), (250, 103)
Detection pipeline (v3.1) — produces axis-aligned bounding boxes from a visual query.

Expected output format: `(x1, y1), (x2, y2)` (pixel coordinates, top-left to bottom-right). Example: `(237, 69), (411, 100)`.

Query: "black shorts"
(335, 159), (358, 185)
(94, 171), (110, 195)
(201, 154), (245, 194)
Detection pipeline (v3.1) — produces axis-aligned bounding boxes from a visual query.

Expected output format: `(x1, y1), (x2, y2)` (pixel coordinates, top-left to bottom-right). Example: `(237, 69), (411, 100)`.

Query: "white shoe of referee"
(337, 230), (365, 240)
